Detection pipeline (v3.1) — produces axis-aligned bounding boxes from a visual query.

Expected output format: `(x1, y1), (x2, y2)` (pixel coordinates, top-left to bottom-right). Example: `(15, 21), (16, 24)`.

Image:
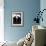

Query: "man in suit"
(13, 14), (21, 24)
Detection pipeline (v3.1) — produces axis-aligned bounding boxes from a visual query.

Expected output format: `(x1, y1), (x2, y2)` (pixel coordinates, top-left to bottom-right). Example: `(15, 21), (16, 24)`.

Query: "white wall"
(0, 0), (4, 42)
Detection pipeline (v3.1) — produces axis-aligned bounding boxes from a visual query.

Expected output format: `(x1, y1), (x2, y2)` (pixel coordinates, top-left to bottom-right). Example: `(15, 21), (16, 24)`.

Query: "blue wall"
(40, 0), (46, 27)
(4, 0), (40, 42)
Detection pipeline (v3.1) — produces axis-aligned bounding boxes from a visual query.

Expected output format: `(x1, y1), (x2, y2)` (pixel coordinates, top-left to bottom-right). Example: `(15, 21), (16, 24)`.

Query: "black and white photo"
(12, 11), (23, 26)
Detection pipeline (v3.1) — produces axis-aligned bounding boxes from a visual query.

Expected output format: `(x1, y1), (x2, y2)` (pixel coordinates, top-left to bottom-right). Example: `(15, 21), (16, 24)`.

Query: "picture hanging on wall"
(12, 11), (24, 26)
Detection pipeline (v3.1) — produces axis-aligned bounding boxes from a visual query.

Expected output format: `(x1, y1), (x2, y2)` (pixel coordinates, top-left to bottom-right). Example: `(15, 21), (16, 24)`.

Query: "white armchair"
(17, 32), (34, 46)
(17, 37), (25, 46)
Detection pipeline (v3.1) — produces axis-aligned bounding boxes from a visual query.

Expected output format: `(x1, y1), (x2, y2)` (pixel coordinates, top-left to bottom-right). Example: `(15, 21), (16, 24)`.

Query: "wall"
(4, 0), (40, 42)
(40, 0), (46, 27)
(0, 0), (4, 42)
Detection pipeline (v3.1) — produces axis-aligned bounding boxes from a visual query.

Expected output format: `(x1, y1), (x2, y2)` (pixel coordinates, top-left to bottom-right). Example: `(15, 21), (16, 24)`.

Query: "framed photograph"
(12, 11), (24, 26)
